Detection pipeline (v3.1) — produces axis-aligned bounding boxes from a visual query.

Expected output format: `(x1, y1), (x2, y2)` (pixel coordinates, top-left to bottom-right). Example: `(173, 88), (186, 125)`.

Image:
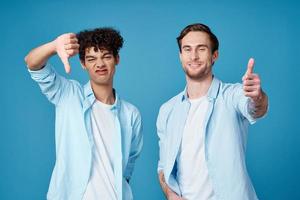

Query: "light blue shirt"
(157, 77), (263, 200)
(29, 64), (143, 200)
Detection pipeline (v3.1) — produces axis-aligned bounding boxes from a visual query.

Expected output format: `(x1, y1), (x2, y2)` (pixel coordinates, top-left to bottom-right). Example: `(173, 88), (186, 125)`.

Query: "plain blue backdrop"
(0, 0), (299, 199)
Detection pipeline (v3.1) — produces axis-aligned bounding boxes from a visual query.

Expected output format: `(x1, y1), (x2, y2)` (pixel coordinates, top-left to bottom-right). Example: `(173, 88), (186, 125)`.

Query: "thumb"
(61, 56), (71, 74)
(246, 58), (255, 75)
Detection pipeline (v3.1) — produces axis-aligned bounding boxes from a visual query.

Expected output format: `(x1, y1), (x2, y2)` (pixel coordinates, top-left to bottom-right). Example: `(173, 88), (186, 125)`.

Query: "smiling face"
(179, 31), (218, 81)
(81, 47), (119, 86)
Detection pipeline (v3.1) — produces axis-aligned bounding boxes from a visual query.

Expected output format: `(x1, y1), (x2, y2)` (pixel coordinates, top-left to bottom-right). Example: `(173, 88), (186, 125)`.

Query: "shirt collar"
(181, 76), (221, 102)
(83, 81), (120, 111)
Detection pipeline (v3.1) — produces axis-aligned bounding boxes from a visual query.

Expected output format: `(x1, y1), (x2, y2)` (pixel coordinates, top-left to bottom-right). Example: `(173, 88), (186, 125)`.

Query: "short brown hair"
(177, 23), (219, 53)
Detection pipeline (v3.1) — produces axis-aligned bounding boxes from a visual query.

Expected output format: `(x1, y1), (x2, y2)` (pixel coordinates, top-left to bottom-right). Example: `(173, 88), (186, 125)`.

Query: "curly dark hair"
(77, 27), (124, 62)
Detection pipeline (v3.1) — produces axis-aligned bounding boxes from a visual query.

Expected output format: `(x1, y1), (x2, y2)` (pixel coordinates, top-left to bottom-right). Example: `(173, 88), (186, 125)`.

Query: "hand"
(166, 188), (186, 200)
(242, 58), (263, 101)
(158, 171), (185, 200)
(54, 33), (79, 73)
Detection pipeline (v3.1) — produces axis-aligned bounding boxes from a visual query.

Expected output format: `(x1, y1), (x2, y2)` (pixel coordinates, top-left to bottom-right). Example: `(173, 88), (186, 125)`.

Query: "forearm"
(250, 90), (268, 118)
(25, 40), (56, 70)
(158, 170), (172, 198)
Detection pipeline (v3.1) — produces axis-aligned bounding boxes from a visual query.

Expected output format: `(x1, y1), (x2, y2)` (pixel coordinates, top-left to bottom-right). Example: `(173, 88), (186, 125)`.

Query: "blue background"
(0, 0), (299, 199)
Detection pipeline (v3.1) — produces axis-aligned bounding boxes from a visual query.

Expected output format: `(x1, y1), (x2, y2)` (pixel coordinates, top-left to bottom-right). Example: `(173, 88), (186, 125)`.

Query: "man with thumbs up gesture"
(25, 28), (143, 200)
(157, 23), (268, 200)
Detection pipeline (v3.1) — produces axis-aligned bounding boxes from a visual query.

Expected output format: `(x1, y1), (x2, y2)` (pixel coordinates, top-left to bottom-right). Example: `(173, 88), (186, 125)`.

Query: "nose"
(191, 50), (199, 61)
(96, 58), (105, 68)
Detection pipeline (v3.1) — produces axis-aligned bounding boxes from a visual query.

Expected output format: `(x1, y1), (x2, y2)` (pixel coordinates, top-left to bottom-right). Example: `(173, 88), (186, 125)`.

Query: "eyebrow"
(102, 52), (113, 56)
(85, 55), (96, 59)
(182, 44), (209, 49)
(85, 52), (113, 59)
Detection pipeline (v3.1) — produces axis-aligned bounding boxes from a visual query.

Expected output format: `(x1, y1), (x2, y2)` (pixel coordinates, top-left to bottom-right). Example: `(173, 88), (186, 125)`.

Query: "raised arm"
(25, 33), (79, 73)
(25, 33), (80, 105)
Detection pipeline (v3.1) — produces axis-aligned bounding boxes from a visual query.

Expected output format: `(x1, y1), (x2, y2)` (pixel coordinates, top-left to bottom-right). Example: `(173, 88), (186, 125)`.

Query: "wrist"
(48, 40), (57, 56)
(165, 186), (173, 197)
(252, 89), (264, 103)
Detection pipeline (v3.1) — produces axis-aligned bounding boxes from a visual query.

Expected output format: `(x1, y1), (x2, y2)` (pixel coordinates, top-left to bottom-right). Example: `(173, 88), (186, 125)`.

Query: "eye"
(87, 58), (96, 62)
(183, 48), (191, 52)
(103, 54), (113, 60)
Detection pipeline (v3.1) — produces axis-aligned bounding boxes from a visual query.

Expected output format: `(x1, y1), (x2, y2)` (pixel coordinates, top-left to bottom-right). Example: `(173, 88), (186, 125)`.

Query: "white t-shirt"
(177, 96), (215, 200)
(83, 100), (118, 200)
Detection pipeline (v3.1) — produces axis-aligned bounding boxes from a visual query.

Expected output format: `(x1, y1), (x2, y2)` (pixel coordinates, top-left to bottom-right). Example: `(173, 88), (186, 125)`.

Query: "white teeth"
(189, 64), (200, 67)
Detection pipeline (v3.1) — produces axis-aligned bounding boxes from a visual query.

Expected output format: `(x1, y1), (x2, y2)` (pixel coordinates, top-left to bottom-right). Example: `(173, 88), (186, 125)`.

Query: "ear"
(179, 51), (183, 62)
(115, 55), (120, 65)
(80, 60), (87, 70)
(212, 50), (219, 63)
(212, 50), (219, 62)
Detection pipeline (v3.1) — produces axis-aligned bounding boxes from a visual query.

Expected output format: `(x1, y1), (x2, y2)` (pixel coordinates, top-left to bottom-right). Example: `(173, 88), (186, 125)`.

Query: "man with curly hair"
(25, 28), (143, 200)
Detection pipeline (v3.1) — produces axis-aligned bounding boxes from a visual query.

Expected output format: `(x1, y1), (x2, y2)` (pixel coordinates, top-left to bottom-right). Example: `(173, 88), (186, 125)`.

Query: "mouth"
(95, 68), (108, 75)
(188, 63), (203, 68)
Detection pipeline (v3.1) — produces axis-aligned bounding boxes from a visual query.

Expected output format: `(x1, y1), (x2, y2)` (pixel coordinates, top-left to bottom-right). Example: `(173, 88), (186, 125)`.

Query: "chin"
(187, 71), (208, 80)
(91, 79), (109, 85)
(186, 70), (203, 77)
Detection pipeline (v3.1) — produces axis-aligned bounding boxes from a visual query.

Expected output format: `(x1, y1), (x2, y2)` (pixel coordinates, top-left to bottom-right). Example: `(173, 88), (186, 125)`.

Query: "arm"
(158, 171), (184, 200)
(156, 107), (184, 200)
(242, 58), (268, 118)
(124, 110), (143, 182)
(25, 41), (56, 71)
(247, 90), (268, 118)
(25, 33), (79, 73)
(24, 33), (79, 105)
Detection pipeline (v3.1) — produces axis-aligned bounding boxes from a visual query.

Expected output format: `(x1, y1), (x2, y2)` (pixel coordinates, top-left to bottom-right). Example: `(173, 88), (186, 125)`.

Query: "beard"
(184, 65), (212, 81)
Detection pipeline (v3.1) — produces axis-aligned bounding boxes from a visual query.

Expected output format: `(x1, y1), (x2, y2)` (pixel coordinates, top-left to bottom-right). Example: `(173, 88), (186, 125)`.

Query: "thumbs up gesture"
(242, 58), (263, 101)
(54, 33), (79, 73)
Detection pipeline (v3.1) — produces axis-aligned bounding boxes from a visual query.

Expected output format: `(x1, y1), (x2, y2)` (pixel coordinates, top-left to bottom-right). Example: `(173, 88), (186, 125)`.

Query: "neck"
(186, 74), (213, 99)
(91, 82), (115, 105)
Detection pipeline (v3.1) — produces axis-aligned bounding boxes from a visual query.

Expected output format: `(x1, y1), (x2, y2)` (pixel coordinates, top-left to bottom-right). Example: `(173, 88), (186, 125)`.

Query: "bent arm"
(25, 41), (56, 70)
(158, 170), (170, 197)
(158, 171), (184, 200)
(25, 33), (78, 73)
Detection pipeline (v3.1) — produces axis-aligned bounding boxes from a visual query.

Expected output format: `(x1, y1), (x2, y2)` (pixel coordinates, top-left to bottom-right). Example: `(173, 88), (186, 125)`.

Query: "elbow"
(24, 54), (40, 70)
(24, 54), (33, 69)
(24, 55), (29, 66)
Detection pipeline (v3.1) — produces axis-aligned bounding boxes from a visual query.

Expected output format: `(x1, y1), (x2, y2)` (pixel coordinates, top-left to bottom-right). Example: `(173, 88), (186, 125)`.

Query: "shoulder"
(218, 80), (243, 98)
(58, 79), (84, 99)
(68, 79), (84, 91)
(119, 98), (141, 118)
(158, 91), (184, 118)
(215, 79), (248, 112)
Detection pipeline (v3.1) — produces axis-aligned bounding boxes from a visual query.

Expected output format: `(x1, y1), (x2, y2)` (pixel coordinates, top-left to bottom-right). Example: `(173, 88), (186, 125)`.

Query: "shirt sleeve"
(156, 105), (167, 173)
(230, 83), (257, 124)
(28, 63), (69, 106)
(124, 109), (143, 181)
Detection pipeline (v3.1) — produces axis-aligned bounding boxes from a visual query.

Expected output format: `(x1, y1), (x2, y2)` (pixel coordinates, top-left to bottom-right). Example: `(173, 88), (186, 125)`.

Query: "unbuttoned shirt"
(28, 63), (143, 200)
(157, 77), (263, 200)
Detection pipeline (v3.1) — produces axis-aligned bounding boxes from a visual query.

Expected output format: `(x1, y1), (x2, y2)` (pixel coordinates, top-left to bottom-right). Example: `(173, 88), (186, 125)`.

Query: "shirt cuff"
(28, 63), (53, 80)
(244, 98), (257, 125)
